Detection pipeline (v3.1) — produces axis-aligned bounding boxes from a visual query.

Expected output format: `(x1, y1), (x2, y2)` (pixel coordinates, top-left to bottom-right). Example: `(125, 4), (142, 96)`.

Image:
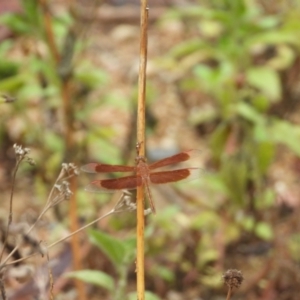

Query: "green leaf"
(0, 40), (13, 57)
(86, 135), (120, 163)
(209, 122), (230, 159)
(194, 65), (219, 91)
(256, 188), (276, 209)
(247, 30), (300, 47)
(236, 102), (263, 124)
(0, 13), (30, 34)
(150, 265), (175, 282)
(192, 210), (221, 230)
(128, 291), (161, 300)
(66, 270), (114, 291)
(199, 20), (222, 38)
(75, 66), (107, 88)
(22, 0), (43, 30)
(246, 66), (281, 101)
(198, 249), (219, 268)
(44, 132), (64, 152)
(45, 152), (63, 175)
(255, 142), (275, 173)
(188, 105), (218, 125)
(169, 39), (206, 59)
(200, 272), (223, 288)
(268, 45), (295, 70)
(0, 61), (19, 80)
(220, 156), (248, 205)
(89, 229), (127, 267)
(251, 94), (270, 112)
(101, 92), (132, 110)
(52, 12), (73, 41)
(288, 234), (300, 260)
(268, 120), (300, 156)
(257, 16), (280, 29)
(255, 222), (273, 240)
(0, 74), (26, 92)
(240, 215), (255, 232)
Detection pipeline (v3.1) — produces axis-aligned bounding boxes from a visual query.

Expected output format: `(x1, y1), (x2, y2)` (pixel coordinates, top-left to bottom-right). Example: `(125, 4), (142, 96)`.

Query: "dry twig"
(136, 0), (149, 299)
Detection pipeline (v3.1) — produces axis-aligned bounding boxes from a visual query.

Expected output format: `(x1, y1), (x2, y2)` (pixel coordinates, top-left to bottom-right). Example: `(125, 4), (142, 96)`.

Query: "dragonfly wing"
(149, 168), (203, 184)
(85, 175), (143, 193)
(81, 163), (135, 173)
(148, 149), (202, 170)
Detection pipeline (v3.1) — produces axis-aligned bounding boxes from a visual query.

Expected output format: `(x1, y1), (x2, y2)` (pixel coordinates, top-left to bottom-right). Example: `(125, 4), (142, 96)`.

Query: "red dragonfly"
(81, 150), (202, 213)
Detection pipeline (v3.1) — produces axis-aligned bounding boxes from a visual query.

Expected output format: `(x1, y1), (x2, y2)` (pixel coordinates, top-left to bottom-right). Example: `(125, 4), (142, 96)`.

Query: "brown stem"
(39, 1), (86, 299)
(39, 0), (60, 62)
(60, 77), (86, 300)
(226, 287), (232, 300)
(0, 158), (21, 263)
(0, 275), (6, 300)
(136, 1), (148, 300)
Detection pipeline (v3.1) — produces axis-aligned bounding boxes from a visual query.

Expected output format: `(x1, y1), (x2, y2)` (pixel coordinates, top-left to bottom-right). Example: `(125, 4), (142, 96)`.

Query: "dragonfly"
(81, 149), (202, 214)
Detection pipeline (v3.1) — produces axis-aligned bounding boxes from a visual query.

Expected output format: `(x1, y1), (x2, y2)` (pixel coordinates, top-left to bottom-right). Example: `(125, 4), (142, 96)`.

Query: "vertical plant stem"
(226, 287), (232, 300)
(39, 0), (60, 62)
(0, 276), (6, 300)
(60, 42), (87, 300)
(136, 1), (148, 300)
(0, 159), (21, 263)
(39, 2), (86, 299)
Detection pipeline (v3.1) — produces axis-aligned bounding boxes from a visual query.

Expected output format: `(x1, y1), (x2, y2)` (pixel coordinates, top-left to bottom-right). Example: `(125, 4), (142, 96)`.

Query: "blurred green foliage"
(67, 229), (137, 300)
(1, 0), (300, 298)
(160, 0), (300, 208)
(148, 0), (300, 294)
(0, 0), (112, 185)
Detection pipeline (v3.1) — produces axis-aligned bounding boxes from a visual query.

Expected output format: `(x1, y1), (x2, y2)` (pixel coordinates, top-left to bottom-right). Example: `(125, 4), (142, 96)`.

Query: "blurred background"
(1, 0), (300, 299)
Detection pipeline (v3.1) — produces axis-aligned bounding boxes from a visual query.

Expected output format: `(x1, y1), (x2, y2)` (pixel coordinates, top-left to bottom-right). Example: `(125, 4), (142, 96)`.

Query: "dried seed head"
(61, 163), (79, 176)
(54, 181), (72, 201)
(14, 144), (29, 156)
(113, 191), (136, 213)
(113, 191), (152, 214)
(223, 269), (244, 289)
(25, 157), (36, 166)
(144, 208), (152, 216)
(13, 144), (35, 165)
